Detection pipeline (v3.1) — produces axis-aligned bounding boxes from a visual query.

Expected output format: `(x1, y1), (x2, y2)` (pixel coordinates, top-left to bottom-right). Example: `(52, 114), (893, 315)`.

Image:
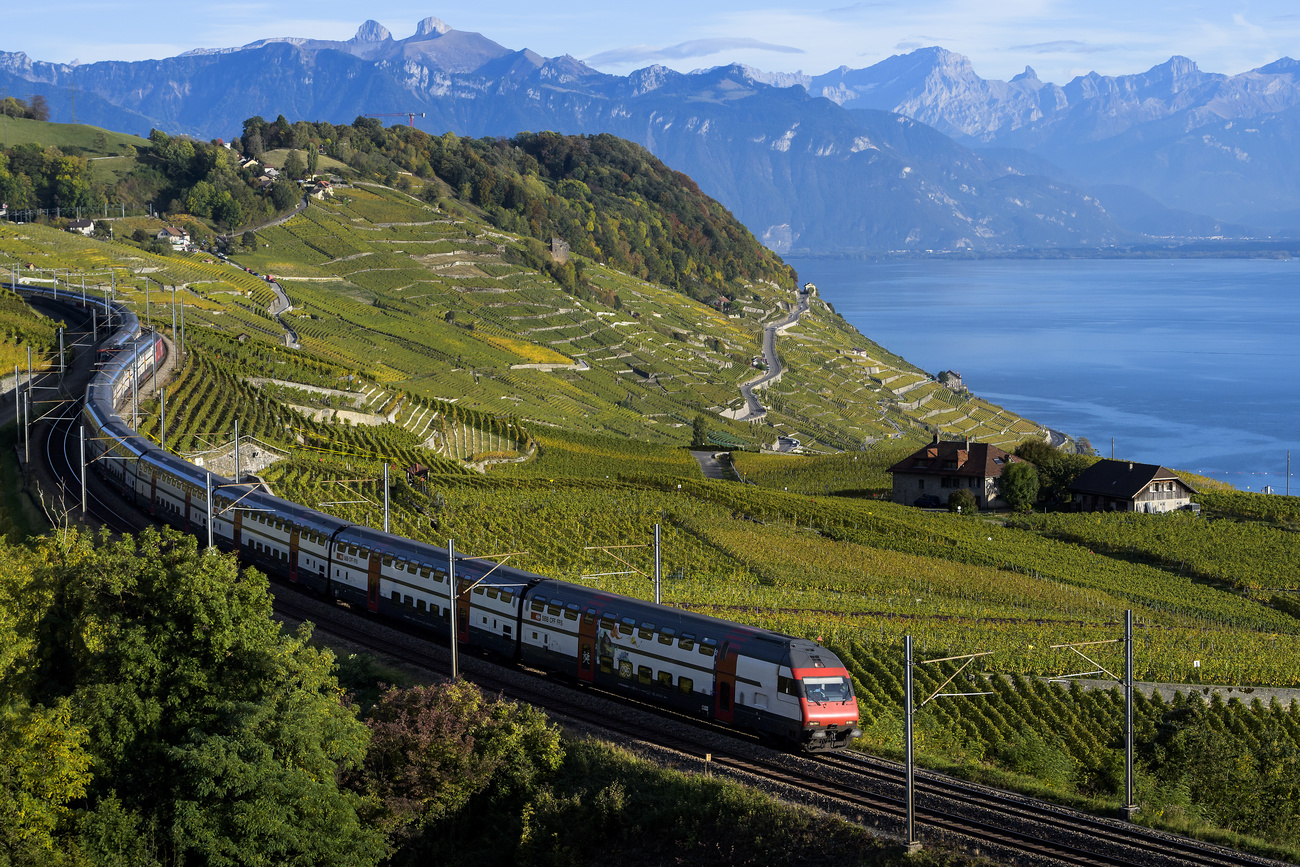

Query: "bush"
(947, 488), (978, 513)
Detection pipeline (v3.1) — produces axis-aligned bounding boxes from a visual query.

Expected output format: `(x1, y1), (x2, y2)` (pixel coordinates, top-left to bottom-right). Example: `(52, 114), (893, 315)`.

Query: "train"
(12, 281), (862, 752)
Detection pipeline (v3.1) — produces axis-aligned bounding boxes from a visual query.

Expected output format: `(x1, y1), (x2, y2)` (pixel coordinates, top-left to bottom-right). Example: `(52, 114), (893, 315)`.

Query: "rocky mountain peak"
(1011, 65), (1039, 82)
(351, 20), (392, 43)
(413, 16), (451, 39)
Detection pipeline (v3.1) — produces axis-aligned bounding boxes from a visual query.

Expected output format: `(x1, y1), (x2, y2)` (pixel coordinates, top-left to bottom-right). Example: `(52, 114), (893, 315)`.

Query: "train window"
(500, 591), (513, 604)
(583, 608), (596, 625)
(599, 654), (613, 674)
(700, 638), (718, 657)
(419, 568), (431, 579)
(434, 570), (447, 583)
(442, 608), (451, 623)
(383, 556), (393, 568)
(719, 682), (732, 711)
(564, 604), (579, 621)
(390, 591), (400, 603)
(778, 675), (798, 697)
(678, 633), (696, 652)
(503, 625), (511, 637)
(618, 660), (633, 679)
(531, 599), (545, 613)
(486, 588), (499, 599)
(473, 587), (484, 596)
(417, 600), (425, 612)
(679, 677), (694, 695)
(620, 617), (637, 633)
(599, 615), (615, 630)
(404, 595), (413, 608)
(657, 670), (672, 688)
(658, 628), (675, 645)
(638, 622), (654, 640)
(547, 601), (562, 616)
(637, 665), (652, 685)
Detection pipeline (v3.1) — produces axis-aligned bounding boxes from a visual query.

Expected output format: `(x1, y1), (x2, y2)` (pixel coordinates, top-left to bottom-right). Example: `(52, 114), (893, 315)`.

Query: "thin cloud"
(586, 37), (803, 67)
(1010, 40), (1109, 55)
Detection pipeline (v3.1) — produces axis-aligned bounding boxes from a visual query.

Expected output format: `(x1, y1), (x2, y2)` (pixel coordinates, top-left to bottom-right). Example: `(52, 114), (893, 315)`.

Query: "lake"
(785, 256), (1300, 492)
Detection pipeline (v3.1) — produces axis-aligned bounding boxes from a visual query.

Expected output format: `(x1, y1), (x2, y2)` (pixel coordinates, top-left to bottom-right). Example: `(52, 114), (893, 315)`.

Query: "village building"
(156, 226), (189, 248)
(67, 219), (95, 236)
(937, 369), (967, 392)
(1067, 460), (1197, 513)
(887, 435), (1024, 509)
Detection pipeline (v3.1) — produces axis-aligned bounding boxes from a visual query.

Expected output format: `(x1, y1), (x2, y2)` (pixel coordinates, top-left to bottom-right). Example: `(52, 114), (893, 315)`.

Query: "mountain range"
(4, 18), (1299, 251)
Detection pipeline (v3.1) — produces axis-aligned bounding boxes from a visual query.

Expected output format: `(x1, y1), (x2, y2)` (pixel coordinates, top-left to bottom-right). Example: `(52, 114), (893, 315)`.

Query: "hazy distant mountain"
(801, 48), (1300, 231)
(7, 20), (1287, 248)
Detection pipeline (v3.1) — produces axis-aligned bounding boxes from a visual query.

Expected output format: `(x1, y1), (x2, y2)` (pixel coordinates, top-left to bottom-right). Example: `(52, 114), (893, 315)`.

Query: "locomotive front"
(789, 642), (861, 751)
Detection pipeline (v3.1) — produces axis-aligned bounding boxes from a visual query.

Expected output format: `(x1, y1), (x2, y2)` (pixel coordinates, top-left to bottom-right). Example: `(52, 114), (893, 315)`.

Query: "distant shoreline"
(786, 244), (1300, 262)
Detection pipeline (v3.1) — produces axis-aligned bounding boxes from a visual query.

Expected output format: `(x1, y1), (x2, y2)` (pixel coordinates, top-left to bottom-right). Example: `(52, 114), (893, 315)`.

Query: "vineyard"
(836, 639), (1300, 852)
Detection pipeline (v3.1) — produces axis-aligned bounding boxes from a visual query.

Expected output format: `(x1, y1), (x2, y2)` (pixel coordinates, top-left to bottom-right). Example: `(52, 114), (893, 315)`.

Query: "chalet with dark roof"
(1067, 460), (1196, 514)
(887, 435), (1023, 509)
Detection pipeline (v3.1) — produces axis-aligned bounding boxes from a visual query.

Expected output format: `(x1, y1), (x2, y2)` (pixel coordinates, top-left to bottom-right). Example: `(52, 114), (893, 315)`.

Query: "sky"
(7, 1), (1300, 84)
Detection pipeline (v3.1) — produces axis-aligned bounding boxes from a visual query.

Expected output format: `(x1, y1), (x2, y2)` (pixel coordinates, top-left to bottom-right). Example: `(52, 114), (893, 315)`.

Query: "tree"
(353, 682), (562, 841)
(241, 230), (257, 250)
(999, 460), (1039, 512)
(283, 149), (307, 180)
(691, 413), (709, 449)
(26, 94), (49, 122)
(270, 177), (299, 210)
(16, 527), (386, 866)
(307, 146), (319, 176)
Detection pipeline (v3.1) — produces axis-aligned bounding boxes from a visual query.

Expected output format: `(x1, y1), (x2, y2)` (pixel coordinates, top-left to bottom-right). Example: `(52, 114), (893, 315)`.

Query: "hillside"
(0, 116), (1045, 454)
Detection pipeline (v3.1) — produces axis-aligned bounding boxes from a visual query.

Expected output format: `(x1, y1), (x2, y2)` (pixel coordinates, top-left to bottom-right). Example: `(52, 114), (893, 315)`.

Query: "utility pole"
(653, 523), (662, 605)
(449, 538), (459, 681)
(383, 462), (390, 533)
(80, 424), (87, 515)
(1051, 610), (1138, 820)
(902, 638), (994, 852)
(159, 388), (166, 450)
(206, 472), (214, 549)
(58, 327), (64, 375)
(234, 419), (240, 483)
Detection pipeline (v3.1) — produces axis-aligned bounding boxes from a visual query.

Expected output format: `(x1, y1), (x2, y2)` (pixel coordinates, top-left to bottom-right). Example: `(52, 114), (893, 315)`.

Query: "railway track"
(269, 590), (1292, 867)
(28, 293), (1296, 867)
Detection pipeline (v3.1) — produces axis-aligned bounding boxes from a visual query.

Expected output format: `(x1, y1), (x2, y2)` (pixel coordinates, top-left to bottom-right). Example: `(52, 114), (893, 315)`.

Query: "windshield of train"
(801, 676), (854, 703)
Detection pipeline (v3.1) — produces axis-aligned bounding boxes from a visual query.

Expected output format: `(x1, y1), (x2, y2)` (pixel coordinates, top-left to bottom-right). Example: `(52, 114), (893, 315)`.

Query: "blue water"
(785, 257), (1300, 492)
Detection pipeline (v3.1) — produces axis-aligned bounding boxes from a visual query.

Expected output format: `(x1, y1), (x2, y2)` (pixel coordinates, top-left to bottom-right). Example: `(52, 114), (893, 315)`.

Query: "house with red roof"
(887, 435), (1025, 509)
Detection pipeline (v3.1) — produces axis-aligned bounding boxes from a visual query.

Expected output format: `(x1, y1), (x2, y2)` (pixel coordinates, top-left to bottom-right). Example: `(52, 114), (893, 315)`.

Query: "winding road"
(735, 291), (811, 422)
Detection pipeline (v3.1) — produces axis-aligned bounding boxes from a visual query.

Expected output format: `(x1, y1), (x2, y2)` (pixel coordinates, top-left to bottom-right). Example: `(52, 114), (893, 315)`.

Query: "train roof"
(530, 578), (838, 668)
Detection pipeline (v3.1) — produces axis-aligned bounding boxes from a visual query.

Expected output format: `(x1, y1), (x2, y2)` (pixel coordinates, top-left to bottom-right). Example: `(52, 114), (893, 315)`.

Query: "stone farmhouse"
(887, 436), (1025, 509)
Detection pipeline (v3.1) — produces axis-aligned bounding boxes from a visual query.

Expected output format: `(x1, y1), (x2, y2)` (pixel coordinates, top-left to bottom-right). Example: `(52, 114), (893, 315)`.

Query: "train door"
(456, 578), (472, 642)
(367, 552), (380, 612)
(577, 607), (598, 683)
(714, 642), (738, 724)
(288, 527), (300, 583)
(231, 508), (243, 555)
